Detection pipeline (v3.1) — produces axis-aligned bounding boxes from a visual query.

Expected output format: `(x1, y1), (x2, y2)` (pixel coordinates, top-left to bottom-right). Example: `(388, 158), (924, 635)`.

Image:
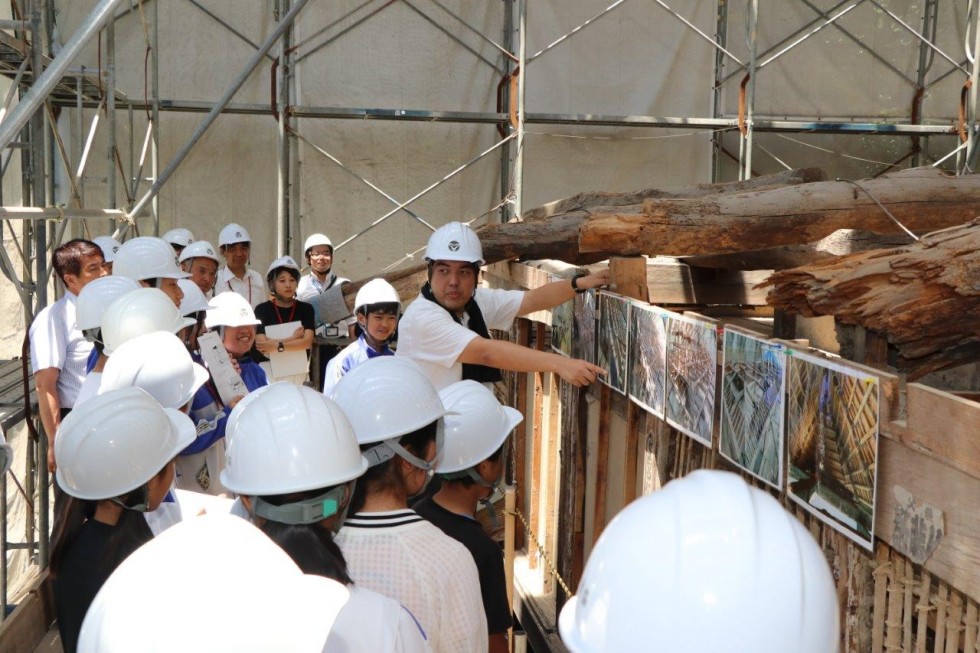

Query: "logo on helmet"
(235, 231), (243, 238)
(239, 308), (248, 317)
(448, 240), (460, 252)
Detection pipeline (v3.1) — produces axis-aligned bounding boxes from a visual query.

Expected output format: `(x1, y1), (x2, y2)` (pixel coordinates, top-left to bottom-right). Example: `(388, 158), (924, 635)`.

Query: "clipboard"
(264, 321), (309, 377)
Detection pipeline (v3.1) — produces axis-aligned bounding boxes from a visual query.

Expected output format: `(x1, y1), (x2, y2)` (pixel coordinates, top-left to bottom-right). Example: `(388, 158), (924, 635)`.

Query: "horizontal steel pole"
(49, 98), (961, 135)
(0, 207), (134, 220)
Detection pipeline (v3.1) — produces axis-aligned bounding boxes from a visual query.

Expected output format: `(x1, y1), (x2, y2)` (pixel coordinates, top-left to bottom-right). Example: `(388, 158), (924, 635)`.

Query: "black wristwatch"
(571, 273), (588, 294)
(277, 340), (285, 353)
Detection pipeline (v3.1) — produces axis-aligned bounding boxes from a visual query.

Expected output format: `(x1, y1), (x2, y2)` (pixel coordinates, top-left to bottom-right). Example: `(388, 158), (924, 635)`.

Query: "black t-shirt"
(54, 519), (152, 653)
(413, 496), (513, 634)
(252, 300), (316, 362)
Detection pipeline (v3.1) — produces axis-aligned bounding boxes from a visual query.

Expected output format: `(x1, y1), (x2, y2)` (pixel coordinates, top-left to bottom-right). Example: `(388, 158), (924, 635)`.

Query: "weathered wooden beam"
(766, 219), (980, 377)
(579, 168), (980, 258)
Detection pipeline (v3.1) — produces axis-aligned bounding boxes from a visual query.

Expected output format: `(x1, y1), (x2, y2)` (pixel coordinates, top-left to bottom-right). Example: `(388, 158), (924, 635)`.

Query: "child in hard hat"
(176, 292), (267, 496)
(252, 256), (315, 385)
(332, 357), (487, 653)
(558, 470), (840, 653)
(322, 278), (400, 396)
(74, 277), (140, 405)
(162, 227), (194, 256)
(413, 380), (522, 653)
(177, 278), (210, 354)
(50, 388), (195, 653)
(112, 237), (189, 308)
(76, 514), (349, 653)
(215, 223), (266, 309)
(221, 384), (430, 652)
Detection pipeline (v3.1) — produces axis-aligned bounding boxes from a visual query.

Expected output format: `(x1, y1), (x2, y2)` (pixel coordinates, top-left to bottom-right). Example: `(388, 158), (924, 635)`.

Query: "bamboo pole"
(884, 552), (904, 652)
(914, 572), (931, 653)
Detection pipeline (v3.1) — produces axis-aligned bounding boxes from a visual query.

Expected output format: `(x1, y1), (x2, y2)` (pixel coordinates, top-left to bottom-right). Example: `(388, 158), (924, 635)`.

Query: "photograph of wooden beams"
(551, 297), (573, 357)
(664, 313), (717, 446)
(628, 302), (668, 419)
(719, 327), (786, 488)
(597, 291), (629, 395)
(573, 289), (597, 364)
(786, 350), (879, 550)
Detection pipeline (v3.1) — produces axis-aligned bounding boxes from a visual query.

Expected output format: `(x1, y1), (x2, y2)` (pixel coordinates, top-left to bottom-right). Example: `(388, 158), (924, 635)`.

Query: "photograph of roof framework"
(786, 349), (879, 550)
(597, 291), (629, 395)
(572, 288), (596, 365)
(719, 327), (786, 488)
(665, 313), (717, 446)
(551, 295), (572, 357)
(628, 301), (668, 418)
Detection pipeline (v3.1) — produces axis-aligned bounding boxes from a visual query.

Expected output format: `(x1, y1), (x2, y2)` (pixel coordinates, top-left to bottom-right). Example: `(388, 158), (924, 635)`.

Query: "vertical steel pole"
(276, 0), (291, 257)
(964, 1), (980, 172)
(513, 0), (526, 218)
(740, 0), (758, 180)
(76, 72), (85, 205)
(106, 11), (117, 215)
(151, 0), (160, 235)
(910, 0), (937, 167)
(499, 0), (514, 223)
(710, 0), (730, 182)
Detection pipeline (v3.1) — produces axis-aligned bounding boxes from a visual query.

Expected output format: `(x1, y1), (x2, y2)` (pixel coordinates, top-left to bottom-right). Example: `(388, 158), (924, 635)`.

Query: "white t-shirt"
(215, 266), (266, 309)
(336, 510), (488, 653)
(396, 288), (524, 390)
(29, 293), (93, 409)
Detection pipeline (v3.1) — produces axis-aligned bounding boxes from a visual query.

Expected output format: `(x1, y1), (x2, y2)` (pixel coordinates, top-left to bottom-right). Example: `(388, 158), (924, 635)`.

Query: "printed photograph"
(628, 302), (668, 418)
(719, 328), (786, 488)
(551, 298), (573, 357)
(597, 292), (629, 394)
(664, 313), (717, 446)
(786, 350), (879, 550)
(573, 289), (597, 364)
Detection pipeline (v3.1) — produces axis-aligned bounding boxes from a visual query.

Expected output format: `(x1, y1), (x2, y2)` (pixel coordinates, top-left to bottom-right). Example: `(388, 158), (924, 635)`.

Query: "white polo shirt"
(215, 266), (266, 309)
(396, 287), (524, 390)
(29, 293), (92, 409)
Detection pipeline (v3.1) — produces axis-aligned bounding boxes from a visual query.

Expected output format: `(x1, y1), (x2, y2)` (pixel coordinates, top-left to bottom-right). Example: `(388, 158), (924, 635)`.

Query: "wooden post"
(528, 323), (546, 569)
(592, 384), (612, 543)
(513, 319), (529, 550)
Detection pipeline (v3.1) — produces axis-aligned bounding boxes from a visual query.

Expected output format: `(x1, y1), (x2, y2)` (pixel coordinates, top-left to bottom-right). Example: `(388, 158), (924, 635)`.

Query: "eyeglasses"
(308, 251), (332, 259)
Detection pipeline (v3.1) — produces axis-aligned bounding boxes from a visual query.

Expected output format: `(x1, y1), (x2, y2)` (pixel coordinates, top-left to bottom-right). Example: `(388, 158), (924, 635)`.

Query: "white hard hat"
(354, 278), (400, 312)
(221, 383), (368, 496)
(77, 514), (349, 653)
(177, 279), (209, 316)
(99, 332), (209, 410)
(558, 470), (840, 653)
(92, 236), (122, 263)
(332, 357), (449, 446)
(266, 255), (301, 278)
(162, 227), (195, 248)
(76, 276), (141, 331)
(425, 221), (484, 265)
(178, 240), (221, 265)
(113, 237), (190, 282)
(436, 380), (522, 473)
(205, 291), (261, 328)
(303, 233), (333, 254)
(101, 288), (197, 356)
(55, 387), (195, 501)
(218, 222), (251, 247)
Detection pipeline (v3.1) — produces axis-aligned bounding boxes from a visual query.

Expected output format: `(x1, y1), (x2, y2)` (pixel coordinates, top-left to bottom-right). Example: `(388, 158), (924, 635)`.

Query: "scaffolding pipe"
(964, 1), (980, 172)
(276, 0), (291, 257)
(740, 0), (758, 180)
(0, 0), (127, 153)
(151, 0), (159, 235)
(513, 0), (526, 218)
(106, 11), (117, 211)
(124, 0), (312, 225)
(0, 207), (130, 220)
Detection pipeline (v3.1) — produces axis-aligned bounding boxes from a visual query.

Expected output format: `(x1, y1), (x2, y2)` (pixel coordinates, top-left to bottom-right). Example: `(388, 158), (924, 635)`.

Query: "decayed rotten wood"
(478, 168), (826, 265)
(578, 167), (980, 257)
(764, 219), (980, 377)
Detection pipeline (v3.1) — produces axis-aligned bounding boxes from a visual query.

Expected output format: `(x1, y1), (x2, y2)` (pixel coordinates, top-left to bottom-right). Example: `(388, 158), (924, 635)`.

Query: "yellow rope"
(506, 505), (574, 599)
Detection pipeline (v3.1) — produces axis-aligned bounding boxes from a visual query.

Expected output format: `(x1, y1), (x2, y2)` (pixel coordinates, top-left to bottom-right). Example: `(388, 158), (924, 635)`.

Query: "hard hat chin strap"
(364, 440), (432, 471)
(251, 484), (352, 526)
(438, 468), (500, 529)
(110, 483), (151, 513)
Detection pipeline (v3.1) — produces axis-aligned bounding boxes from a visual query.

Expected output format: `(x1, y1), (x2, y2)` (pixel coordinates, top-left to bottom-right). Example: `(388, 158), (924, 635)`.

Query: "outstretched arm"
(459, 336), (603, 386)
(517, 269), (609, 316)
